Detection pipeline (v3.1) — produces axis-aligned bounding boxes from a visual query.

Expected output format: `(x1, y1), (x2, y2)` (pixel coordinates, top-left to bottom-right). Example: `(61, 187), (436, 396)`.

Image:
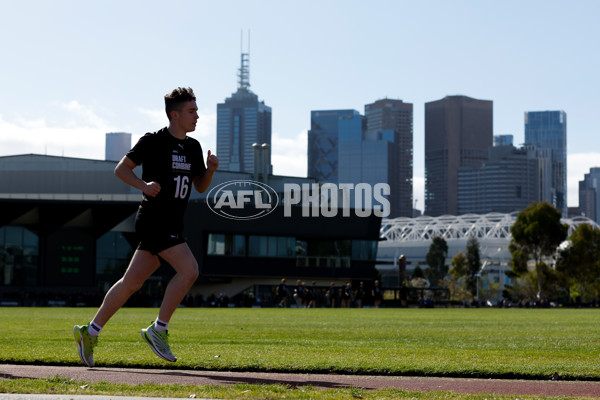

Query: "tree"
(556, 223), (600, 304)
(447, 237), (482, 300)
(411, 264), (425, 279)
(449, 252), (467, 280)
(509, 201), (568, 301)
(410, 265), (427, 288)
(425, 236), (448, 286)
(448, 252), (473, 302)
(465, 236), (481, 296)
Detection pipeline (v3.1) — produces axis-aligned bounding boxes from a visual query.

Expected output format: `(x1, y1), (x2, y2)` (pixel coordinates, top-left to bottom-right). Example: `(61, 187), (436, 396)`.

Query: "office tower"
(578, 167), (600, 223)
(217, 49), (272, 174)
(308, 109), (360, 183)
(494, 135), (513, 147)
(425, 95), (493, 216)
(105, 132), (131, 162)
(524, 111), (567, 216)
(525, 145), (553, 204)
(457, 144), (541, 214)
(338, 126), (399, 217)
(364, 99), (413, 217)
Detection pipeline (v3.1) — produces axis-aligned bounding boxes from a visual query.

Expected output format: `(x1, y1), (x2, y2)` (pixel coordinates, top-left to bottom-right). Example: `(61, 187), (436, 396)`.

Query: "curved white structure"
(376, 212), (599, 298)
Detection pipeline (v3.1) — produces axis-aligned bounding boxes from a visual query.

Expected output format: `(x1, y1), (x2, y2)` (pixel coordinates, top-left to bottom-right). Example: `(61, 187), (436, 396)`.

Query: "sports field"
(1, 307), (599, 399)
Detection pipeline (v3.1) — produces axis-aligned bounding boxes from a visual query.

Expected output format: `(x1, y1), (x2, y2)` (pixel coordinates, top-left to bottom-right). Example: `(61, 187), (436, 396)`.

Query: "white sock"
(154, 317), (169, 332)
(88, 321), (102, 337)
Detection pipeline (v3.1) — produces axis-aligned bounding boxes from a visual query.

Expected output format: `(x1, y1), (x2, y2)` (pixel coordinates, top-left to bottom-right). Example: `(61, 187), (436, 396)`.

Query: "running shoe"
(73, 325), (98, 367)
(141, 322), (177, 362)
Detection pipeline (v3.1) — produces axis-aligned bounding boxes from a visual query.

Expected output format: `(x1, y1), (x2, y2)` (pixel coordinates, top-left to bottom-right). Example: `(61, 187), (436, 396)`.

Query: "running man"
(74, 87), (218, 367)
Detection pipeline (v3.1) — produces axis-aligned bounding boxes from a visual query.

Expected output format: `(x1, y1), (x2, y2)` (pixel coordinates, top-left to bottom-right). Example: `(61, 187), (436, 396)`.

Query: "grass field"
(1, 307), (599, 399)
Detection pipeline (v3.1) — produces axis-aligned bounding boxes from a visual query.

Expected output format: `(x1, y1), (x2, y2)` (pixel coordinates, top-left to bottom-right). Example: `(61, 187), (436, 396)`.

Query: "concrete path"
(2, 364), (600, 398)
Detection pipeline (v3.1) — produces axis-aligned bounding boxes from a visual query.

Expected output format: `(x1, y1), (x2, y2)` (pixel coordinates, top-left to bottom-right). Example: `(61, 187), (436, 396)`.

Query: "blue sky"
(1, 0), (599, 212)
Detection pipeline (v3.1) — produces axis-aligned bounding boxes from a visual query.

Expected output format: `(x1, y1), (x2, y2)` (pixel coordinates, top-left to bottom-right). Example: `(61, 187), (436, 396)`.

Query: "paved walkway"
(2, 364), (600, 398)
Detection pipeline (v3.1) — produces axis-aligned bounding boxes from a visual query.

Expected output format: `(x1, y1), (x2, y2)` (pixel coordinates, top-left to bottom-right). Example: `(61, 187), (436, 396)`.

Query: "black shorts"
(136, 232), (186, 255)
(135, 215), (186, 255)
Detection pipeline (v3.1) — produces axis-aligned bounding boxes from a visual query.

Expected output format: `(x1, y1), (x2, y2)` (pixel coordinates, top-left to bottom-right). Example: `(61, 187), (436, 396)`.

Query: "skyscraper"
(309, 99), (412, 218)
(494, 135), (513, 147)
(308, 109), (360, 183)
(105, 132), (131, 162)
(425, 95), (493, 216)
(524, 110), (567, 216)
(364, 99), (413, 217)
(217, 50), (272, 174)
(578, 167), (600, 223)
(457, 144), (541, 214)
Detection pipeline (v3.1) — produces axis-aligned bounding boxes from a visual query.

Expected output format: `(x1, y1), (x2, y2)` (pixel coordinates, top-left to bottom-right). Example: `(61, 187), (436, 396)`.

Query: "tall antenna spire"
(238, 30), (250, 90)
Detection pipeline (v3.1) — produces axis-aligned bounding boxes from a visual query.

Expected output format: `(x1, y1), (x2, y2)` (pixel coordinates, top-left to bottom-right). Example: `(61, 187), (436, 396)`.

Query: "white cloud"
(61, 100), (108, 128)
(0, 104), (218, 162)
(137, 107), (167, 128)
(271, 130), (307, 177)
(0, 117), (106, 159)
(0, 102), (115, 159)
(567, 152), (600, 207)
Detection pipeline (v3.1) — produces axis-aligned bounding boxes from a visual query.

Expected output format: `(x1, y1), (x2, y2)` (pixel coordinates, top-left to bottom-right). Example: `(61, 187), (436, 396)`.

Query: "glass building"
(309, 99), (413, 218)
(307, 109), (360, 183)
(578, 167), (600, 223)
(364, 99), (413, 217)
(494, 135), (513, 147)
(524, 110), (567, 216)
(217, 51), (272, 174)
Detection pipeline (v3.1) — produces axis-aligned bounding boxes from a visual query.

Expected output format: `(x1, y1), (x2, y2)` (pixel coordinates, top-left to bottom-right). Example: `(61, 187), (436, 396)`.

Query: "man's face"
(173, 101), (199, 133)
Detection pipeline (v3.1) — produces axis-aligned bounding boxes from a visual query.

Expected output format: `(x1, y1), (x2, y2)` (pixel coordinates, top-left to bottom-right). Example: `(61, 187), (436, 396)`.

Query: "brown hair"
(164, 87), (196, 120)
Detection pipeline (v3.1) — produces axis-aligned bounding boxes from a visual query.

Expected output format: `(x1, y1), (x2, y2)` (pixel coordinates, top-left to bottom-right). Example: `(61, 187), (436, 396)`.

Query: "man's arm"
(114, 156), (161, 197)
(193, 150), (219, 193)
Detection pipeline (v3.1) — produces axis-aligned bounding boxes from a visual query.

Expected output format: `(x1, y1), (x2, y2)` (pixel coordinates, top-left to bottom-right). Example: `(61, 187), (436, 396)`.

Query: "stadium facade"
(377, 212), (599, 302)
(0, 154), (381, 307)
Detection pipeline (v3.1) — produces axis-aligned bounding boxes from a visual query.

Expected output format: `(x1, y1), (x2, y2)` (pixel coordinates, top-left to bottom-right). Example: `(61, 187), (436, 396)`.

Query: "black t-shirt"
(126, 127), (206, 233)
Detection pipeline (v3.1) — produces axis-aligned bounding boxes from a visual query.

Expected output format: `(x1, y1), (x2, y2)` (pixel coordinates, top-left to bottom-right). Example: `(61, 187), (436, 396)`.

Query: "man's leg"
(140, 242), (198, 362)
(74, 249), (160, 367)
(156, 242), (199, 322)
(93, 249), (161, 327)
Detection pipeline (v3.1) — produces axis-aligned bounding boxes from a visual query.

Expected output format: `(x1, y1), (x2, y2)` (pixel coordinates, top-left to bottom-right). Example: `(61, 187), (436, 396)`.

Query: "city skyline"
(1, 1), (599, 212)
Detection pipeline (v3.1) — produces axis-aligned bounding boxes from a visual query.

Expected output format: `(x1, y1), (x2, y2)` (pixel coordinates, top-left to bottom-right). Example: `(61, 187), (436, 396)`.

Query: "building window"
(295, 239), (352, 268)
(96, 231), (133, 275)
(207, 233), (246, 256)
(0, 226), (38, 286)
(248, 235), (295, 257)
(352, 240), (378, 260)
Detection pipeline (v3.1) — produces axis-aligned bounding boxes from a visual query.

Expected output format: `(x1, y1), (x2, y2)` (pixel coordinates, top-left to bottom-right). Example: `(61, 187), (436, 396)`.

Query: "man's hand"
(143, 181), (161, 197)
(207, 150), (219, 172)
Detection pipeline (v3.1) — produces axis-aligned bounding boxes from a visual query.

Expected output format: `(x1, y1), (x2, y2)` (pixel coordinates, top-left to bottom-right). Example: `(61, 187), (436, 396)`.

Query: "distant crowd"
(274, 278), (384, 308)
(0, 279), (386, 309)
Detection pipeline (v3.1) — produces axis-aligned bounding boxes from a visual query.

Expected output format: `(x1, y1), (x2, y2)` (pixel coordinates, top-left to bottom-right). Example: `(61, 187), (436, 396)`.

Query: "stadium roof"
(380, 212), (600, 243)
